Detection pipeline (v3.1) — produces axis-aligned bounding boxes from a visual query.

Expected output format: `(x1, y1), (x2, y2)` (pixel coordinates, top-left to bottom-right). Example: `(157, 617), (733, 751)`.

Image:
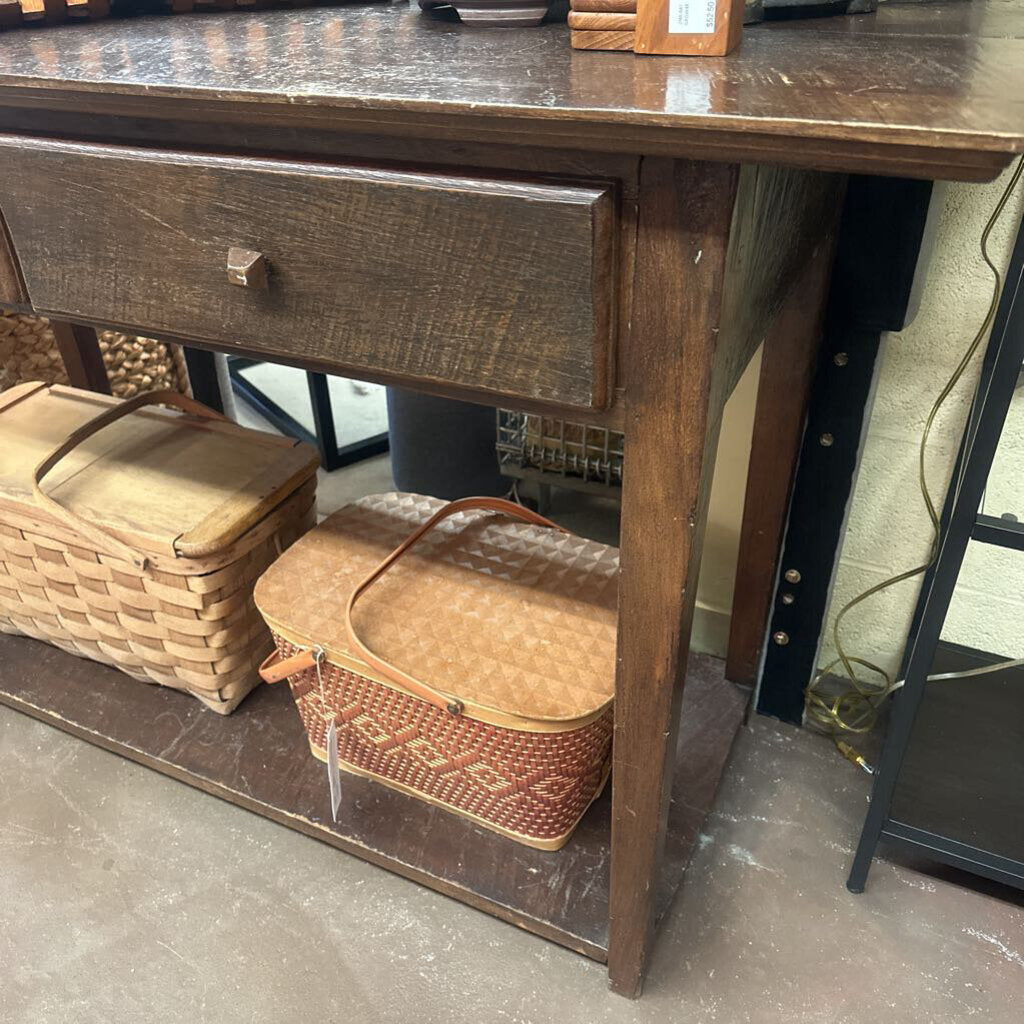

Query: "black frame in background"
(228, 357), (389, 472)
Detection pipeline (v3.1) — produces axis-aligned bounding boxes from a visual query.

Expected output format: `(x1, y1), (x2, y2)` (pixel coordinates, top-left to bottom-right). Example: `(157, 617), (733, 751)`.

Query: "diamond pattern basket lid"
(0, 382), (319, 560)
(255, 492), (618, 726)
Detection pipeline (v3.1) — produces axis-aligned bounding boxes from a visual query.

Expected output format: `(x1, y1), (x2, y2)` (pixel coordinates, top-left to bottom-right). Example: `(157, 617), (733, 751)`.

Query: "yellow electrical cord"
(804, 156), (1024, 770)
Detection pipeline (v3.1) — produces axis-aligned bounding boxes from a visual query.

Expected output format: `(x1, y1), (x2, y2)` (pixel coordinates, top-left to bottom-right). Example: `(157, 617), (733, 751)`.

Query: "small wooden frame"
(571, 0), (636, 10)
(571, 28), (635, 50)
(568, 10), (635, 29)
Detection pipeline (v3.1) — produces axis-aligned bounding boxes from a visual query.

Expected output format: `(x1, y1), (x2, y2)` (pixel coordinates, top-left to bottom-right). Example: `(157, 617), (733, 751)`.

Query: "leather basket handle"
(32, 388), (227, 571)
(260, 647), (319, 684)
(344, 496), (567, 717)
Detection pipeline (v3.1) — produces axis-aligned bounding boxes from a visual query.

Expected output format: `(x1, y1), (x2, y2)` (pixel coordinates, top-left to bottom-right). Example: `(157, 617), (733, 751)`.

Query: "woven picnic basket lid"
(0, 381), (319, 561)
(254, 491), (619, 727)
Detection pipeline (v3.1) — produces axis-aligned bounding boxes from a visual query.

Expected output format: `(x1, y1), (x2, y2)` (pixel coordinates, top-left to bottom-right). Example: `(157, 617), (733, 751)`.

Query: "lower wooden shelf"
(0, 632), (746, 960)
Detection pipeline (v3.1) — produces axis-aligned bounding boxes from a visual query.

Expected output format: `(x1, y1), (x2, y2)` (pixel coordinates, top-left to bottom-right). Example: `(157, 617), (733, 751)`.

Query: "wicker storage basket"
(0, 382), (319, 713)
(0, 313), (191, 398)
(255, 492), (617, 850)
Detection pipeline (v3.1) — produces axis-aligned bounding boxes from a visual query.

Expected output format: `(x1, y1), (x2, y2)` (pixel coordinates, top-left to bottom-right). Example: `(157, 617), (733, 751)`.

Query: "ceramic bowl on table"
(418, 0), (552, 28)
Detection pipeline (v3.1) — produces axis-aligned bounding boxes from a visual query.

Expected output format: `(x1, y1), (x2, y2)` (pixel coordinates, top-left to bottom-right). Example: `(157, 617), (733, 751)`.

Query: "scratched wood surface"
(0, 3), (1019, 179)
(716, 164), (844, 417)
(0, 632), (746, 961)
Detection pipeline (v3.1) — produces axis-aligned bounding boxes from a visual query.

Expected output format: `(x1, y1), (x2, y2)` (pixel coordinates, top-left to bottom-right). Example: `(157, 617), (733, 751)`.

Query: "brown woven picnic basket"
(0, 381), (319, 713)
(254, 492), (617, 850)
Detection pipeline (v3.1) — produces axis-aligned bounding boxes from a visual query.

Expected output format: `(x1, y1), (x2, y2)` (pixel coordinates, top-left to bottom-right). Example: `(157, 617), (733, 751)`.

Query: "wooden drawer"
(0, 138), (615, 409)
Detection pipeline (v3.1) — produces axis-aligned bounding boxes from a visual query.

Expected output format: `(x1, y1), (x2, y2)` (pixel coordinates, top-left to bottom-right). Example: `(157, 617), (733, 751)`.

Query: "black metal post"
(306, 370), (341, 469)
(756, 176), (936, 721)
(228, 358), (388, 471)
(182, 347), (224, 413)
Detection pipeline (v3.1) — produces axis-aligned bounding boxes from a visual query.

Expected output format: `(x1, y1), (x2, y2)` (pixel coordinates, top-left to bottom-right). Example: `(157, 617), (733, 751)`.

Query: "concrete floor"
(3, 700), (1022, 1023)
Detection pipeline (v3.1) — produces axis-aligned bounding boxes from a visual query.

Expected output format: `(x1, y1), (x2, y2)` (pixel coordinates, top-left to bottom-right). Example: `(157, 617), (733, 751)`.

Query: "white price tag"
(669, 0), (716, 34)
(326, 721), (342, 822)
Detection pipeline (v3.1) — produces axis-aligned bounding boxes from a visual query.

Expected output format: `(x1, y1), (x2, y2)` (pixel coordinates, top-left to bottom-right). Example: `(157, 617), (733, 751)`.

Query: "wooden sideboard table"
(0, 2), (1021, 998)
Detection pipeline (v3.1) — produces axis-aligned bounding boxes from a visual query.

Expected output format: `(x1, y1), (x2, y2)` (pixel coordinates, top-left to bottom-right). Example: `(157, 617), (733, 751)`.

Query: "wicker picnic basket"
(0, 382), (319, 713)
(254, 492), (617, 850)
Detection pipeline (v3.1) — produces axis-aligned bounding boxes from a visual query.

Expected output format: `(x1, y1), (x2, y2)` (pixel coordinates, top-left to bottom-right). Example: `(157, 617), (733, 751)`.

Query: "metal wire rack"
(495, 410), (624, 496)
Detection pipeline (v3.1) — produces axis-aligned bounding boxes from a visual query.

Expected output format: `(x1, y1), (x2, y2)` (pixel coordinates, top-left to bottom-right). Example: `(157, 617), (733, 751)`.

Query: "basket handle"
(32, 388), (228, 571)
(259, 647), (319, 684)
(344, 496), (568, 717)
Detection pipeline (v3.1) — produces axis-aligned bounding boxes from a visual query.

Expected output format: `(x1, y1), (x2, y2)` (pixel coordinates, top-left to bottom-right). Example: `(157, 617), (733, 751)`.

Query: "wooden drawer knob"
(226, 247), (268, 290)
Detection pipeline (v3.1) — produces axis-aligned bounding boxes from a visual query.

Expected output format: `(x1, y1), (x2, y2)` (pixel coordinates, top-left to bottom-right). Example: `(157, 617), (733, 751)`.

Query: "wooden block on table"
(569, 0), (636, 11)
(570, 27), (636, 50)
(568, 10), (636, 29)
(636, 0), (745, 56)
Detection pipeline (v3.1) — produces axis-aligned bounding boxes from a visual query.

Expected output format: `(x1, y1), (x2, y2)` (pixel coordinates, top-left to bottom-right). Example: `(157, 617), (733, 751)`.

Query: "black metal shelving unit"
(848, 205), (1024, 893)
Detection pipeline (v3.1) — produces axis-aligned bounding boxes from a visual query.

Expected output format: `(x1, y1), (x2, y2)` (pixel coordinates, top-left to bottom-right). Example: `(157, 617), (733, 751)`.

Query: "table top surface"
(0, 1), (1022, 173)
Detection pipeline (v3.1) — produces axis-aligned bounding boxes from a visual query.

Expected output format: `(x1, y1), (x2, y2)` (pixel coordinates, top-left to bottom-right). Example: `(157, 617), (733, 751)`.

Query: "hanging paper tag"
(326, 721), (342, 822)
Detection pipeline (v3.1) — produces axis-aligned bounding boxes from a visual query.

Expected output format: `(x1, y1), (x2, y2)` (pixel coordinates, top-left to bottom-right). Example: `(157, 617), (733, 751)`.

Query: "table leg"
(51, 320), (110, 394)
(608, 158), (740, 997)
(725, 256), (833, 686)
(307, 371), (340, 470)
(183, 347), (224, 413)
